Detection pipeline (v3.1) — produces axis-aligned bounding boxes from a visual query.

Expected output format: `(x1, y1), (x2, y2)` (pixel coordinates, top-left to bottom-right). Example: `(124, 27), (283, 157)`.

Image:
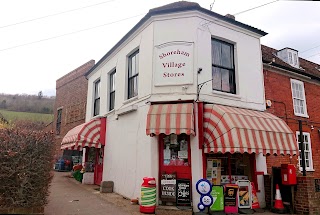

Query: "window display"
(163, 134), (189, 166)
(206, 153), (252, 185)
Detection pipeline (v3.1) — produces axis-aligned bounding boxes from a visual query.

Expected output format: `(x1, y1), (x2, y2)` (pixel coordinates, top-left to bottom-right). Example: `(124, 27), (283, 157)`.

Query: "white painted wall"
(85, 9), (266, 210)
(104, 104), (159, 199)
(256, 153), (267, 208)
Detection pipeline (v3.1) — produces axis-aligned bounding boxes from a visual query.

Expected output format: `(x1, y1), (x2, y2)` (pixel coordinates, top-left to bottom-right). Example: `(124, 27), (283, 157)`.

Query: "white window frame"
(290, 79), (308, 117)
(127, 49), (139, 99)
(296, 132), (314, 171)
(109, 70), (116, 111)
(211, 38), (236, 94)
(93, 79), (101, 116)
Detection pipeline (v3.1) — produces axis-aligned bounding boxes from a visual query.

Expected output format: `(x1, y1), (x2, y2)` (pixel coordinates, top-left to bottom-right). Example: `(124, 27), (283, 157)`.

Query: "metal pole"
(299, 120), (306, 176)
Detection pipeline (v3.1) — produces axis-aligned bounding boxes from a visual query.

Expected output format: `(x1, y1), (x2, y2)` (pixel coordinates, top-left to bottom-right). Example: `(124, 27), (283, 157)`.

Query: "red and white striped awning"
(146, 103), (195, 135)
(203, 104), (298, 155)
(61, 118), (106, 150)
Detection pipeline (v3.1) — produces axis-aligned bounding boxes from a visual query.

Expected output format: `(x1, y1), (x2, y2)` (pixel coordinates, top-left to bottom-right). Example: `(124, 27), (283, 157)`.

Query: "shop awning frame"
(61, 117), (106, 150)
(146, 103), (195, 136)
(203, 104), (298, 155)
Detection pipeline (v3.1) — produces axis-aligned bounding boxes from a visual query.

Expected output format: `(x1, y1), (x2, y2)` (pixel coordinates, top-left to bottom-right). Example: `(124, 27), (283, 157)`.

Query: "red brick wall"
(264, 67), (320, 177)
(295, 176), (320, 214)
(53, 60), (95, 160)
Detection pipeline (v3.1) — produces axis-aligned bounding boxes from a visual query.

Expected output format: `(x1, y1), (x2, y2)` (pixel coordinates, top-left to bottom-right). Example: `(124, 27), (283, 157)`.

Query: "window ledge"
(123, 96), (138, 105)
(294, 113), (309, 118)
(212, 90), (241, 100)
(299, 168), (315, 172)
(104, 109), (115, 117)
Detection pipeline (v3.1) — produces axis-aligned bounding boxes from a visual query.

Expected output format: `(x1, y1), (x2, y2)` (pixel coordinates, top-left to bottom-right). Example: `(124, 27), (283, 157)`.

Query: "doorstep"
(155, 205), (192, 215)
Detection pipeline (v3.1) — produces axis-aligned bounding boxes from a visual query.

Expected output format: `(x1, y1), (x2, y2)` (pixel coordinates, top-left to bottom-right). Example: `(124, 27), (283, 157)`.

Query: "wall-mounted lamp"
(311, 125), (314, 130)
(197, 68), (202, 74)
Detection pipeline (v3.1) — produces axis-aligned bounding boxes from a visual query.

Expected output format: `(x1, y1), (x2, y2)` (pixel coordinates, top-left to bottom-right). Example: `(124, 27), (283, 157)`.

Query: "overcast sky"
(0, 0), (319, 96)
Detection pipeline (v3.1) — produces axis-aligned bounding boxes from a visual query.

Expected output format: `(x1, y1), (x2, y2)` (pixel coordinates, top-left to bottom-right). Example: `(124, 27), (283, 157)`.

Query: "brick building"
(53, 60), (95, 160)
(262, 45), (320, 214)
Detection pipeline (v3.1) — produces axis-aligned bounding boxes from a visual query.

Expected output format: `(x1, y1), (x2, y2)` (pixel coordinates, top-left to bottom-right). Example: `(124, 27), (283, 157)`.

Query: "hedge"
(0, 121), (54, 210)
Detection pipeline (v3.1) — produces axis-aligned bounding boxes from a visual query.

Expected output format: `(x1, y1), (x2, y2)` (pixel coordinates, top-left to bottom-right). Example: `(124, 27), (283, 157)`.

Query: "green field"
(0, 109), (53, 123)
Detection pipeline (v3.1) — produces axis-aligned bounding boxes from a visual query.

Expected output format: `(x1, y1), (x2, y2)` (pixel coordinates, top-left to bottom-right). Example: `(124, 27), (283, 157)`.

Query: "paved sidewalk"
(45, 171), (140, 215)
(45, 172), (289, 215)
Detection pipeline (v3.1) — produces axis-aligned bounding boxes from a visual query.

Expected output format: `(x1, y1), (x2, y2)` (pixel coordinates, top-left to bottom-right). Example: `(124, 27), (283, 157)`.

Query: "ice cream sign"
(154, 42), (193, 86)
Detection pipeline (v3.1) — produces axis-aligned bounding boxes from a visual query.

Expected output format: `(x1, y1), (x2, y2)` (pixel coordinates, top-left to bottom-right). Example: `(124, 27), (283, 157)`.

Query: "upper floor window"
(93, 79), (100, 116)
(128, 50), (139, 99)
(291, 79), (307, 117)
(109, 70), (116, 111)
(211, 39), (235, 94)
(296, 132), (313, 171)
(56, 108), (62, 135)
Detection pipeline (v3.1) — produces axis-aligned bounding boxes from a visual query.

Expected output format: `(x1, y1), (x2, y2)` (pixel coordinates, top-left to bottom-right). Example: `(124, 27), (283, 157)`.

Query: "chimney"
(225, 14), (235, 20)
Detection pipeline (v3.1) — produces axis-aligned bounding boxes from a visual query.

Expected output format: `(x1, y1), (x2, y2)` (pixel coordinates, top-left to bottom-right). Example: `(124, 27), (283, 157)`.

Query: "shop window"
(296, 132), (313, 171)
(163, 134), (189, 166)
(211, 38), (236, 94)
(128, 50), (139, 99)
(93, 79), (100, 116)
(206, 153), (252, 185)
(109, 70), (116, 111)
(56, 108), (62, 135)
(291, 79), (307, 117)
(85, 147), (96, 172)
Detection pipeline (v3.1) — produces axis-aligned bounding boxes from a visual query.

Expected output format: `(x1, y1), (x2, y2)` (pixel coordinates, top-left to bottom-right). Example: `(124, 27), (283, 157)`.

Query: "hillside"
(0, 93), (55, 114)
(0, 109), (53, 123)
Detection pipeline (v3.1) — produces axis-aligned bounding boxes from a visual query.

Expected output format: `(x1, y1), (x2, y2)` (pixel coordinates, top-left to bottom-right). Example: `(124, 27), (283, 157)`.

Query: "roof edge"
(86, 3), (267, 77)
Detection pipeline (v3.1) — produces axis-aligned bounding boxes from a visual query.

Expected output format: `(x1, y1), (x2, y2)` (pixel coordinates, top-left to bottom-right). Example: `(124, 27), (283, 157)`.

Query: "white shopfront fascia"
(154, 41), (194, 86)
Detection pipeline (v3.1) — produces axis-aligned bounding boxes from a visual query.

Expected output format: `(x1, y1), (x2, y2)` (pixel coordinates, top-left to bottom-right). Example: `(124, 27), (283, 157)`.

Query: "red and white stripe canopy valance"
(61, 118), (106, 150)
(146, 103), (195, 136)
(203, 104), (298, 155)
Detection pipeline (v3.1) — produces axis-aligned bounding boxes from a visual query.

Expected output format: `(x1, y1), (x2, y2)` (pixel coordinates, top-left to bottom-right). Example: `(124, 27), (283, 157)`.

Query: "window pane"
(110, 72), (116, 91)
(221, 44), (233, 69)
(305, 159), (310, 168)
(289, 52), (293, 64)
(212, 40), (222, 66)
(134, 76), (138, 97)
(221, 69), (230, 92)
(212, 67), (221, 90)
(136, 52), (139, 76)
(95, 81), (100, 99)
(110, 91), (115, 111)
(128, 76), (138, 98)
(94, 98), (100, 116)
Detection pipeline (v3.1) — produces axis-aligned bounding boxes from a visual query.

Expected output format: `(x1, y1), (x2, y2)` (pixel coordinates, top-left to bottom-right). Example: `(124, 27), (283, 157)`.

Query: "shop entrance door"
(94, 147), (104, 185)
(159, 134), (192, 180)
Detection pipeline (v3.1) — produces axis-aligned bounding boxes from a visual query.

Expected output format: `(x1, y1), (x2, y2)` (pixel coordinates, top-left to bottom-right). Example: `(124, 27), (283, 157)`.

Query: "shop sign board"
(236, 180), (252, 209)
(315, 179), (320, 192)
(210, 185), (224, 211)
(161, 173), (176, 202)
(176, 179), (191, 206)
(224, 184), (238, 214)
(154, 41), (193, 86)
(224, 185), (238, 207)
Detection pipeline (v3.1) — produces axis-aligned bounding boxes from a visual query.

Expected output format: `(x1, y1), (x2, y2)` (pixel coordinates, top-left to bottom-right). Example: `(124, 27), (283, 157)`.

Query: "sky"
(0, 0), (319, 96)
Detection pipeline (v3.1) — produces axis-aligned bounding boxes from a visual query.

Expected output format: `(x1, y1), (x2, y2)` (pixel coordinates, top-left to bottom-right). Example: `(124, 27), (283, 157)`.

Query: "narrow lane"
(45, 172), (131, 215)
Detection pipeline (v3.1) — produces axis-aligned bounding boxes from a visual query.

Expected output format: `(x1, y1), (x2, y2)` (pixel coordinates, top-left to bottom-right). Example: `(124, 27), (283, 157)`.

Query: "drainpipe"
(197, 101), (206, 179)
(299, 120), (306, 176)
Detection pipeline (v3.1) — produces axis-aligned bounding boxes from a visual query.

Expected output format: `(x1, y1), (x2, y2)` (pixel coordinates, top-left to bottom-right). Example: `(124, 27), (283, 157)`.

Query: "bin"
(140, 177), (156, 214)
